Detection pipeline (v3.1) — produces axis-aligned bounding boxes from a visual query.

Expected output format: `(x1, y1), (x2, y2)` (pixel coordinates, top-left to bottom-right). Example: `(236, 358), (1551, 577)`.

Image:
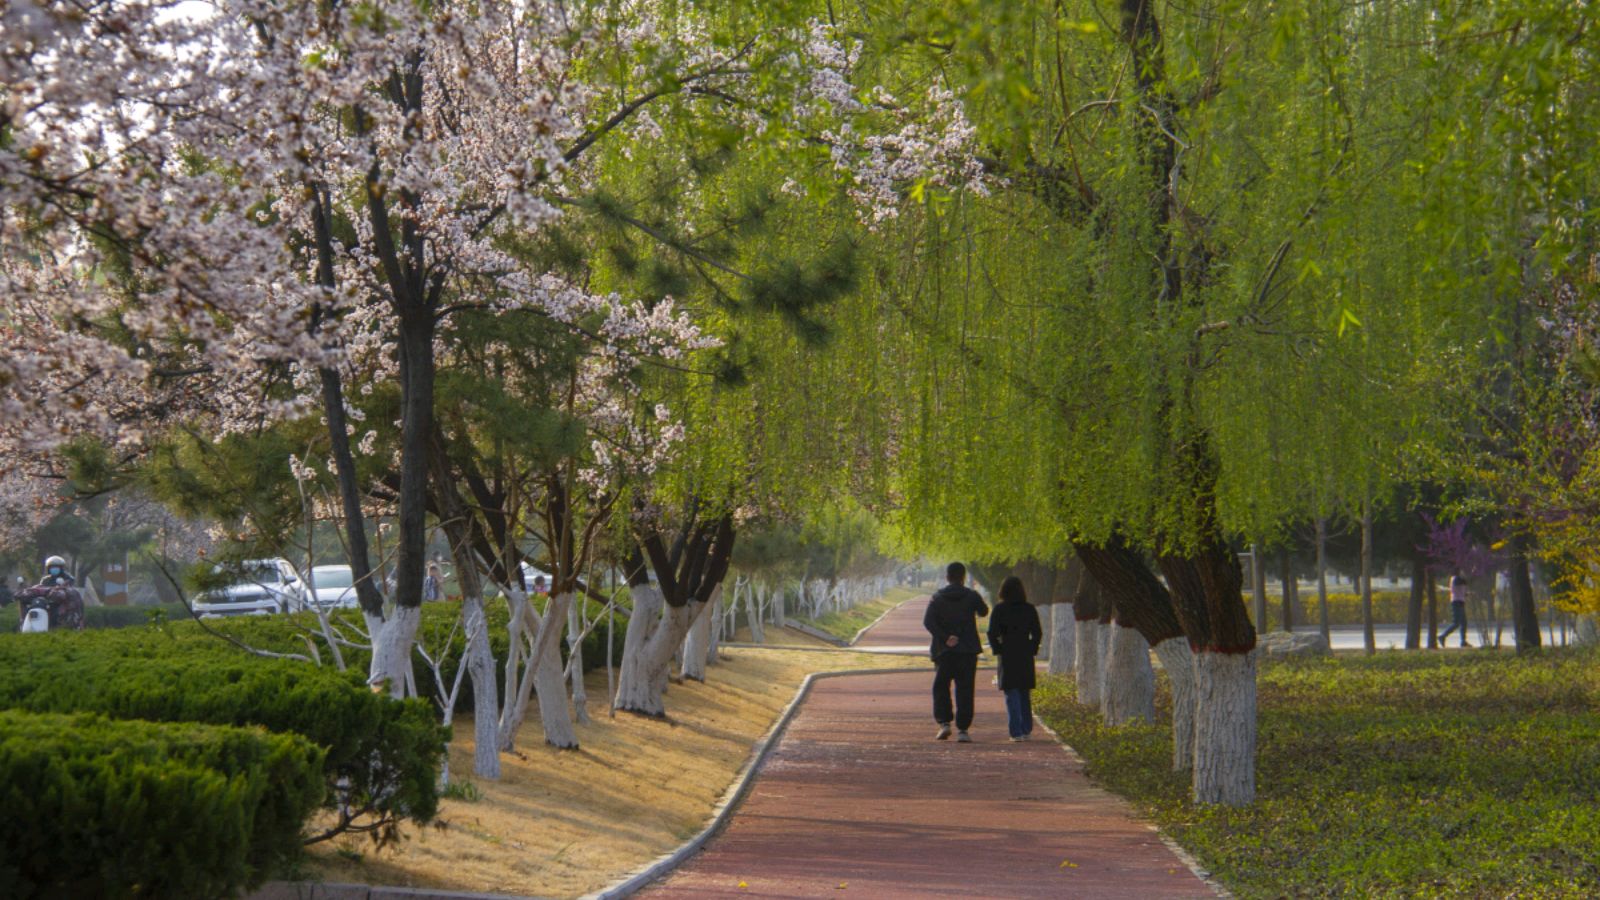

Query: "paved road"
(642, 597), (1214, 899)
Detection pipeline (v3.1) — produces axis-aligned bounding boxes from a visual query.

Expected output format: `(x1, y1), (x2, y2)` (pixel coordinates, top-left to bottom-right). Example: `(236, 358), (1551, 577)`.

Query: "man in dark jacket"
(924, 561), (989, 742)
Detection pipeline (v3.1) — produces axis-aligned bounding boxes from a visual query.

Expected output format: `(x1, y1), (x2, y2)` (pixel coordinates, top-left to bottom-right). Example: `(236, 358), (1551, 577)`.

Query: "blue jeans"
(1004, 688), (1033, 738)
(1439, 602), (1469, 644)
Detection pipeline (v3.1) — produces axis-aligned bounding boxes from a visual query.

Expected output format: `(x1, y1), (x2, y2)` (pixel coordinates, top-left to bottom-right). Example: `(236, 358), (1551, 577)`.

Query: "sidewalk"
(641, 597), (1215, 898)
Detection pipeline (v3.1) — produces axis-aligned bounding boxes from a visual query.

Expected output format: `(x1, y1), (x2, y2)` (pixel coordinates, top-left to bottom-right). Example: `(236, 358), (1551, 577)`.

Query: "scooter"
(13, 584), (85, 632)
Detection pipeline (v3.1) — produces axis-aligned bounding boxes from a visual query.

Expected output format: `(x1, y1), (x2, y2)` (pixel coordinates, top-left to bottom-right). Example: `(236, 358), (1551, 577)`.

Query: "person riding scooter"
(15, 557), (84, 631)
(38, 556), (75, 588)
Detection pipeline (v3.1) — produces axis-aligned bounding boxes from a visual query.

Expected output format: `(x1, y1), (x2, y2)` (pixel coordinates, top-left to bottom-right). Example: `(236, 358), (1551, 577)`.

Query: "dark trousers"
(933, 652), (979, 731)
(1439, 602), (1469, 644)
(1004, 688), (1033, 737)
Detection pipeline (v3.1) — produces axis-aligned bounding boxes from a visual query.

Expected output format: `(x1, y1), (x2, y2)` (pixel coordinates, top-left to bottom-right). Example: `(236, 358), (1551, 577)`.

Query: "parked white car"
(305, 565), (360, 610)
(192, 559), (308, 617)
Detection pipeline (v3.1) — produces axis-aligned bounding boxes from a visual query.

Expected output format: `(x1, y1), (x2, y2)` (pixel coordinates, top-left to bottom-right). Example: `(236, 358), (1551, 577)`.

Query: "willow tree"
(738, 0), (1543, 806)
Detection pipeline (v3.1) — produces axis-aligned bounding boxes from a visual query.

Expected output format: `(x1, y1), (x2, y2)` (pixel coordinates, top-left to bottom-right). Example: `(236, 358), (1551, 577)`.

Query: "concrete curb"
(1029, 718), (1233, 899)
(782, 619), (850, 646)
(582, 666), (931, 900)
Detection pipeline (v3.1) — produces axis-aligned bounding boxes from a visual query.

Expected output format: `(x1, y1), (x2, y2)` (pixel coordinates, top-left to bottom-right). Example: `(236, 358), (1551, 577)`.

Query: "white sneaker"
(956, 731), (972, 743)
(935, 724), (952, 741)
(1008, 736), (1022, 742)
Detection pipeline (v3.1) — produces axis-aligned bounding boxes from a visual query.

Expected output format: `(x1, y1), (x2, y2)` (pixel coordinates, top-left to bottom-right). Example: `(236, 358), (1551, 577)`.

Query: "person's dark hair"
(999, 575), (1027, 605)
(946, 562), (966, 583)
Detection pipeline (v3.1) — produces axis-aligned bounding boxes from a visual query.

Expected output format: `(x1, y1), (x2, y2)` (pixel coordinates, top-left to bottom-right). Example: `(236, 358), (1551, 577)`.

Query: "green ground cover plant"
(1036, 650), (1600, 898)
(0, 710), (324, 899)
(794, 586), (920, 641)
(0, 630), (446, 844)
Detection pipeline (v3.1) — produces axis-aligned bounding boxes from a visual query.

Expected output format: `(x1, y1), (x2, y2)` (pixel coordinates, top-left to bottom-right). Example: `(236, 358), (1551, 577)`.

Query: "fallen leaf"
(1059, 860), (1079, 869)
(737, 881), (748, 889)
(837, 882), (848, 890)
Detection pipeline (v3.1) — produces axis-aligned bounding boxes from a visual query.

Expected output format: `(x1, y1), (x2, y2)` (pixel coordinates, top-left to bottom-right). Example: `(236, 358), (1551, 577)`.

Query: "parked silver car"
(306, 564), (361, 610)
(192, 559), (308, 617)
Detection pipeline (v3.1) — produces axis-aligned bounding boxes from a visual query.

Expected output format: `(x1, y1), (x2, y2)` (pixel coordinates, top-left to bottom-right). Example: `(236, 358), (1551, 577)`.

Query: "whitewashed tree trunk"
(461, 595), (501, 778)
(706, 591), (723, 663)
(1152, 637), (1196, 773)
(614, 582), (662, 711)
(744, 582), (765, 644)
(1193, 650), (1257, 805)
(368, 604), (421, 699)
(1096, 621), (1113, 709)
(616, 589), (702, 717)
(773, 586), (786, 628)
(1101, 624), (1155, 726)
(1073, 617), (1102, 708)
(530, 592), (577, 749)
(1047, 603), (1076, 676)
(566, 597), (590, 726)
(680, 587), (719, 682)
(1036, 604), (1052, 661)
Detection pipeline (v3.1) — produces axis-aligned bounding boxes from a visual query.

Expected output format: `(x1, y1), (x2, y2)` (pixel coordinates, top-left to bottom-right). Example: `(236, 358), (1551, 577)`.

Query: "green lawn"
(1035, 649), (1600, 898)
(794, 585), (922, 642)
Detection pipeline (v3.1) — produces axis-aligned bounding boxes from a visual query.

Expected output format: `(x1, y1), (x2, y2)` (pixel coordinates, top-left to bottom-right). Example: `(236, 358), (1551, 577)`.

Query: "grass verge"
(794, 585), (923, 642)
(1035, 648), (1600, 899)
(302, 646), (914, 898)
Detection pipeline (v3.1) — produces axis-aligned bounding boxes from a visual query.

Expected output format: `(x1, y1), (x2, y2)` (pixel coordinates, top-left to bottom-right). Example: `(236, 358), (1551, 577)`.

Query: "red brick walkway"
(642, 596), (1215, 899)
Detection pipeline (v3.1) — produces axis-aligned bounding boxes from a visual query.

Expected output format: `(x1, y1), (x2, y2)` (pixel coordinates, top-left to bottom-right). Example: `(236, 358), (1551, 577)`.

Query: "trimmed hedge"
(0, 601), (191, 633)
(0, 632), (447, 843)
(0, 709), (324, 899)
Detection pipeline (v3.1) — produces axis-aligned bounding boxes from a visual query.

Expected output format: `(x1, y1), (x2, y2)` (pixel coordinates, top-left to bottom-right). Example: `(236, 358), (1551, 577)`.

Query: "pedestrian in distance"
(987, 575), (1042, 742)
(422, 562), (443, 602)
(924, 561), (989, 743)
(1439, 569), (1471, 648)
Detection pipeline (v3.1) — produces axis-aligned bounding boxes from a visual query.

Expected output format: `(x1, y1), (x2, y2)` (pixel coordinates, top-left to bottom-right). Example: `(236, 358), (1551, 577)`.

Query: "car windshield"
(313, 568), (353, 589)
(245, 565), (282, 585)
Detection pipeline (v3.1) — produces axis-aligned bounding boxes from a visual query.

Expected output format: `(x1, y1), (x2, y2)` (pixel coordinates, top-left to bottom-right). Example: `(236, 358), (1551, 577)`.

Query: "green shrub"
(0, 601), (191, 633)
(0, 632), (447, 845)
(0, 710), (324, 899)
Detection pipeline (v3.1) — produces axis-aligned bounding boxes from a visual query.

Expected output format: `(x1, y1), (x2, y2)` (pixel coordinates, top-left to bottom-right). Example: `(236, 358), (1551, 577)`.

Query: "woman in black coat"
(987, 575), (1042, 741)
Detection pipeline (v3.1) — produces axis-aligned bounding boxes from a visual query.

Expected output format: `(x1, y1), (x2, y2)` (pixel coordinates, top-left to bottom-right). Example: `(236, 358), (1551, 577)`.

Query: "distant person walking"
(422, 563), (443, 602)
(987, 575), (1042, 742)
(925, 561), (989, 742)
(1439, 570), (1471, 647)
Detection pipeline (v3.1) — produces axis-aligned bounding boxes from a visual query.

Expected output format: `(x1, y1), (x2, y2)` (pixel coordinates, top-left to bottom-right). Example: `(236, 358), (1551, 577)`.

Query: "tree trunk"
(1072, 571), (1104, 709)
(1096, 592), (1115, 714)
(1048, 602), (1076, 675)
(1508, 537), (1542, 652)
(773, 585), (786, 628)
(680, 586), (719, 682)
(1315, 517), (1331, 647)
(1405, 555), (1425, 650)
(567, 596), (590, 726)
(1426, 567), (1439, 648)
(1360, 500), (1375, 655)
(462, 594), (501, 777)
(1250, 543), (1267, 631)
(1153, 637), (1196, 771)
(1075, 542), (1188, 757)
(1102, 624), (1156, 726)
(1277, 550), (1295, 633)
(369, 605), (421, 699)
(532, 592), (578, 748)
(744, 582), (765, 644)
(615, 578), (664, 714)
(1193, 649), (1257, 806)
(615, 598), (697, 717)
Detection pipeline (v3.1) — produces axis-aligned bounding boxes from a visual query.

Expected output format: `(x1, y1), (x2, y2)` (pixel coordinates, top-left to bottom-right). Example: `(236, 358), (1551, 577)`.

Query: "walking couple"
(924, 562), (1042, 743)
